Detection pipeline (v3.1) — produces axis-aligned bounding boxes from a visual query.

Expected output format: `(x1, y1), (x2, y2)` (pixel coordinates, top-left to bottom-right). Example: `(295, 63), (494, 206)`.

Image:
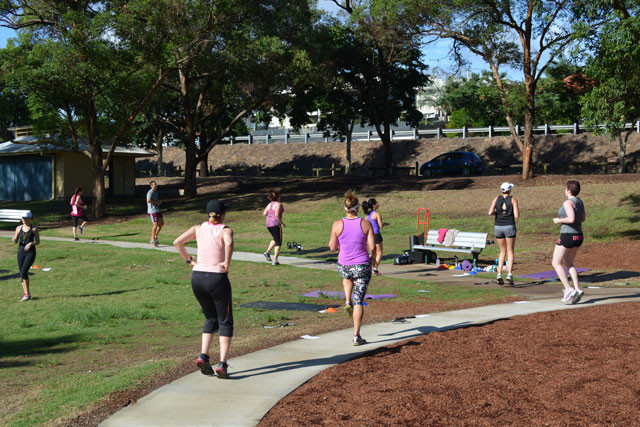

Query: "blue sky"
(0, 26), (16, 47)
(0, 6), (508, 80)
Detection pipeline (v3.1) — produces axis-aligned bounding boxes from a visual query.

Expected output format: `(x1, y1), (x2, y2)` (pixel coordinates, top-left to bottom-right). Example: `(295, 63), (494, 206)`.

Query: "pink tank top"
(265, 202), (282, 227)
(193, 222), (227, 273)
(71, 195), (83, 217)
(337, 217), (370, 265)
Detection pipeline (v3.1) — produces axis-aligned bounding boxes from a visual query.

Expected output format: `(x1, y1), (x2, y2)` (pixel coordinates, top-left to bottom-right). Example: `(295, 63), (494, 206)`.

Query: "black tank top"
(494, 195), (515, 226)
(18, 227), (35, 247)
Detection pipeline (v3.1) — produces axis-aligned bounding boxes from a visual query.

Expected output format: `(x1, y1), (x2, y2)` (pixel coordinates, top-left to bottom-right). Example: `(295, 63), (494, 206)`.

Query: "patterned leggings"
(337, 263), (372, 305)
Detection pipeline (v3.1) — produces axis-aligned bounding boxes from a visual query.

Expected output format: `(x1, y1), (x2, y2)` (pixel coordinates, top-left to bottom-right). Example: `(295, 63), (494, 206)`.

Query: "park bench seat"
(410, 229), (489, 262)
(0, 209), (30, 222)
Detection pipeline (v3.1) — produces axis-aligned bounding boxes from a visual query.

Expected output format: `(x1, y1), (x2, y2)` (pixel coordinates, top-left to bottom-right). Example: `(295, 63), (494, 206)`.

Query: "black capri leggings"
(267, 225), (282, 246)
(17, 247), (36, 280)
(191, 270), (234, 337)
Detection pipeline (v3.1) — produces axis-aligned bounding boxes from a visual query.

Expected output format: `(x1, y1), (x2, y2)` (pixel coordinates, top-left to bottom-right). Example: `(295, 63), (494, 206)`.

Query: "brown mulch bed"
(260, 302), (640, 426)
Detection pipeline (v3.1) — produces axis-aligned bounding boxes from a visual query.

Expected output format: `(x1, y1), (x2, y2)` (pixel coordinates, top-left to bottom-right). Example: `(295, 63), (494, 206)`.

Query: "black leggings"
(191, 271), (234, 337)
(267, 225), (282, 246)
(17, 247), (36, 280)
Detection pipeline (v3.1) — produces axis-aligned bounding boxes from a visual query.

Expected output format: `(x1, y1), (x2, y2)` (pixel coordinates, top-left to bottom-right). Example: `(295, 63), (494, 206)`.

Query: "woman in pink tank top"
(329, 190), (375, 346)
(173, 199), (234, 379)
(262, 190), (285, 265)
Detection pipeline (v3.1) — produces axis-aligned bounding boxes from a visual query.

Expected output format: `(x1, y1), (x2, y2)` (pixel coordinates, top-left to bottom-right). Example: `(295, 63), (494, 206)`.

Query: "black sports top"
(494, 195), (515, 226)
(18, 227), (35, 247)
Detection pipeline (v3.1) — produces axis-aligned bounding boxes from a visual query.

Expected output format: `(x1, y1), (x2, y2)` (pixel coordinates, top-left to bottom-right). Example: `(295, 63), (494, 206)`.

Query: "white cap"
(500, 182), (514, 192)
(22, 211), (33, 218)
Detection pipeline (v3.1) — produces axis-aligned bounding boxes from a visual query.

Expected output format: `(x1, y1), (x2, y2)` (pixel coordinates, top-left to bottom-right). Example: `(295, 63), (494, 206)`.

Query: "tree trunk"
(184, 140), (197, 198)
(521, 74), (536, 179)
(90, 143), (106, 218)
(155, 128), (164, 177)
(381, 136), (393, 176)
(522, 113), (535, 179)
(345, 119), (355, 175)
(617, 132), (627, 173)
(198, 157), (209, 177)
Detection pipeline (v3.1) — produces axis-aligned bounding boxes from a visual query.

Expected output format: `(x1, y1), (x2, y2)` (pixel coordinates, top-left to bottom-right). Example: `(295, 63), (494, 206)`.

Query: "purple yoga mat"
(517, 268), (591, 280)
(303, 290), (396, 300)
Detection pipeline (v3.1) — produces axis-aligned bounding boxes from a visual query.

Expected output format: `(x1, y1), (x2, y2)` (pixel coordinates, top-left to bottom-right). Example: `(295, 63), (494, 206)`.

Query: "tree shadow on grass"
(0, 360), (33, 368)
(67, 287), (155, 298)
(0, 272), (31, 281)
(0, 334), (83, 358)
(582, 271), (640, 283)
(618, 193), (640, 240)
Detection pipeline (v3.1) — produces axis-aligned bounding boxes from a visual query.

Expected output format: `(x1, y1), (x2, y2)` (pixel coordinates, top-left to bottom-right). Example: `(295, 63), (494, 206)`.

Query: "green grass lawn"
(4, 179), (637, 268)
(0, 238), (515, 426)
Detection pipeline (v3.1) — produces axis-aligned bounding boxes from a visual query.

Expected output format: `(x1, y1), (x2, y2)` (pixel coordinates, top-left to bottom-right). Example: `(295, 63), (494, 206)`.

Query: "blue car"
(419, 151), (483, 177)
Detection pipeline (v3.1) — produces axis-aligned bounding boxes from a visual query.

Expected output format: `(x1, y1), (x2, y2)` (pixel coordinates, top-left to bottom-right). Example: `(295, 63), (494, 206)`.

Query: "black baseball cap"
(206, 199), (228, 215)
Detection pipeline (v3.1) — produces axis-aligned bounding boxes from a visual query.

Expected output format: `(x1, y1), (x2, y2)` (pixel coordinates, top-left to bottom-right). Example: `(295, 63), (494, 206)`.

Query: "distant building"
(416, 76), (448, 121)
(0, 126), (153, 201)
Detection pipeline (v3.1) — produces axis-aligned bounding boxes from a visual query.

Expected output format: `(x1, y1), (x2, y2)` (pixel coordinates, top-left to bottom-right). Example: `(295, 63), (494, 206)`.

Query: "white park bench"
(0, 209), (30, 222)
(410, 229), (489, 263)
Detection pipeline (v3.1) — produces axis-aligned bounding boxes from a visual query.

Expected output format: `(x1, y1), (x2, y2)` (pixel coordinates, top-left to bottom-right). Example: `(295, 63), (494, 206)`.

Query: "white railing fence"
(222, 122), (639, 145)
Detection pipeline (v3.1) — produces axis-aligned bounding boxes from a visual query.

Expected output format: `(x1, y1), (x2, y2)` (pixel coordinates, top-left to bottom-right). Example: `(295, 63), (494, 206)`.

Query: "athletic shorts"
(72, 215), (89, 227)
(149, 212), (163, 223)
(337, 263), (372, 305)
(557, 233), (583, 248)
(267, 225), (282, 246)
(374, 233), (383, 244)
(494, 224), (517, 239)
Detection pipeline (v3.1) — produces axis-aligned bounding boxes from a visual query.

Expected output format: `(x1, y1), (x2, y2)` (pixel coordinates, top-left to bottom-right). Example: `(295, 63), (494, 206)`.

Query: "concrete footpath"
(2, 233), (640, 426)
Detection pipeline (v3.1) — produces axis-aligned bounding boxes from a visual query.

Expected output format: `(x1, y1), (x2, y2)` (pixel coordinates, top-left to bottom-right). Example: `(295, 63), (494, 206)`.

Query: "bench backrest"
(0, 209), (30, 222)
(424, 229), (488, 250)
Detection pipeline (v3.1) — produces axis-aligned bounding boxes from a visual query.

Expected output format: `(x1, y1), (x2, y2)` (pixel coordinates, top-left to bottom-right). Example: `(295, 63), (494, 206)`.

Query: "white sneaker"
(572, 290), (584, 304)
(561, 289), (575, 303)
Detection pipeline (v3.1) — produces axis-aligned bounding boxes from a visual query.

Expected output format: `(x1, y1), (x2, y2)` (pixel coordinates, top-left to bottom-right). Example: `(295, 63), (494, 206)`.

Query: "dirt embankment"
(137, 133), (640, 176)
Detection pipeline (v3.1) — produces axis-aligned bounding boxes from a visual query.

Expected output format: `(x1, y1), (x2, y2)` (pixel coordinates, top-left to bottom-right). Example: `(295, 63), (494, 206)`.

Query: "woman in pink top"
(70, 187), (89, 241)
(263, 190), (285, 265)
(173, 199), (234, 379)
(329, 190), (375, 346)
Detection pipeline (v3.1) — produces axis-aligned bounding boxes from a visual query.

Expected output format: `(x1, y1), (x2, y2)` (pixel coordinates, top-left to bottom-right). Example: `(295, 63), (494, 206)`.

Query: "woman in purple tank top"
(329, 190), (375, 346)
(362, 198), (387, 276)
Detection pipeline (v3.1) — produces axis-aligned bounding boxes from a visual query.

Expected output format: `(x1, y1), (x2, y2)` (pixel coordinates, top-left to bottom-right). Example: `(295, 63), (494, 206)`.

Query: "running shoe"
(154, 239), (160, 246)
(344, 303), (353, 318)
(353, 335), (367, 346)
(150, 239), (159, 248)
(572, 290), (584, 304)
(373, 268), (381, 276)
(561, 289), (575, 303)
(506, 274), (514, 286)
(20, 294), (31, 302)
(272, 261), (279, 266)
(215, 362), (228, 379)
(74, 237), (80, 241)
(79, 225), (83, 234)
(496, 274), (504, 286)
(195, 354), (214, 376)
(263, 252), (272, 262)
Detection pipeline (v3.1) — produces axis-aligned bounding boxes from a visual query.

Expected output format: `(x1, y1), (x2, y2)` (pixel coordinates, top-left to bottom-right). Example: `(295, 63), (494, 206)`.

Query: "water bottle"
(473, 258), (477, 271)
(436, 256), (440, 268)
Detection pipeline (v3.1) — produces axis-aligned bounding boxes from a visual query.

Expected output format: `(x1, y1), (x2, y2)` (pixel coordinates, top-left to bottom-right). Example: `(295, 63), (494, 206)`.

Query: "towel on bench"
(444, 229), (459, 246)
(437, 228), (448, 243)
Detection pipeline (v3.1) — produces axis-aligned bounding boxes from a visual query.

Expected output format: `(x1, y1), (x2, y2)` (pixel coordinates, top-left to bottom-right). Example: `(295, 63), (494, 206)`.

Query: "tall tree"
(417, 0), (607, 179)
(438, 71), (525, 128)
(148, 0), (316, 197)
(580, 1), (640, 173)
(0, 0), (191, 217)
(331, 0), (429, 175)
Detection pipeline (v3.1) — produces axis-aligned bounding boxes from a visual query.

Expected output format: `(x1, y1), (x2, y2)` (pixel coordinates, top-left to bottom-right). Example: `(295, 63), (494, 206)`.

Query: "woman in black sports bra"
(12, 211), (40, 301)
